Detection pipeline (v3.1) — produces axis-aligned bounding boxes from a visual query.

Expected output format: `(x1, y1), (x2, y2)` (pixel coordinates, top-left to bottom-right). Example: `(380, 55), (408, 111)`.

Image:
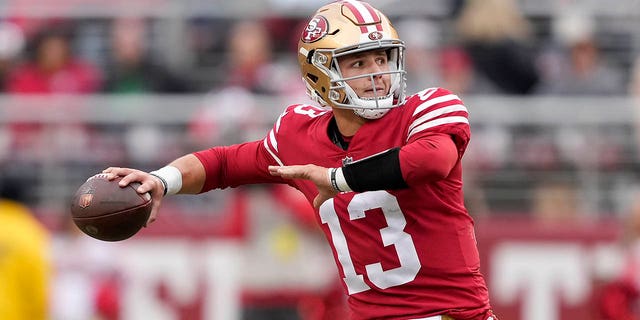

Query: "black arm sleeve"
(342, 147), (408, 192)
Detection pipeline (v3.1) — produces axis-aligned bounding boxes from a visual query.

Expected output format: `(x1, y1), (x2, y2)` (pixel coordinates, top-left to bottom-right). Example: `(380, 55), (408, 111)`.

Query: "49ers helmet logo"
(302, 15), (328, 43)
(368, 31), (383, 40)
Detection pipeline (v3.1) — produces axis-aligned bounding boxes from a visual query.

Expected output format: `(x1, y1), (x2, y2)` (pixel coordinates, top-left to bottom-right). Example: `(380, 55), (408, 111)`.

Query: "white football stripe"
(346, 0), (376, 23)
(408, 104), (468, 132)
(407, 116), (469, 140)
(359, 32), (373, 43)
(358, 24), (380, 43)
(412, 94), (460, 116)
(263, 138), (284, 166)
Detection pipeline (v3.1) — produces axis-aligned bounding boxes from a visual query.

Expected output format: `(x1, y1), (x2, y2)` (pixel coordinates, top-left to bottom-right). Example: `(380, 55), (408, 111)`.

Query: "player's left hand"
(101, 166), (165, 226)
(269, 164), (338, 208)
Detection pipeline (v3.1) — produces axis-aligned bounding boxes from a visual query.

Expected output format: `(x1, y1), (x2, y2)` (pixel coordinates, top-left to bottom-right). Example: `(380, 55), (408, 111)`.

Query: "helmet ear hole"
(306, 73), (319, 83)
(306, 49), (315, 64)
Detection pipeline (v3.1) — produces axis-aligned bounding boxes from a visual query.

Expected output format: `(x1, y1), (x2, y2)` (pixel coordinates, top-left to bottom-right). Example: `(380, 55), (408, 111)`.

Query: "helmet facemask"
(310, 41), (407, 119)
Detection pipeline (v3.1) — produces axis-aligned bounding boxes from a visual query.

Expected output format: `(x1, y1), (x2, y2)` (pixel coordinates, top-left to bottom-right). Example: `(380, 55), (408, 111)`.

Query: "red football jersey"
(194, 87), (492, 319)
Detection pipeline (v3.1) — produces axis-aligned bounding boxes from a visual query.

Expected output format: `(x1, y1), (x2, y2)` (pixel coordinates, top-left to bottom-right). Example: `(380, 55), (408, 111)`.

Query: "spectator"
(396, 17), (490, 96)
(103, 17), (191, 94)
(454, 0), (540, 95)
(221, 20), (301, 95)
(224, 20), (272, 93)
(437, 46), (486, 96)
(0, 176), (50, 320)
(189, 19), (301, 149)
(5, 25), (102, 93)
(535, 9), (626, 95)
(102, 17), (192, 167)
(530, 178), (580, 224)
(188, 87), (265, 149)
(394, 18), (442, 94)
(0, 21), (25, 92)
(3, 24), (99, 172)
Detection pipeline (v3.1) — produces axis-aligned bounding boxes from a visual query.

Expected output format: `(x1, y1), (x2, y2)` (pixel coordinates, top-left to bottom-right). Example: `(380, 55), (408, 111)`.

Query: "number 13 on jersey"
(319, 191), (421, 294)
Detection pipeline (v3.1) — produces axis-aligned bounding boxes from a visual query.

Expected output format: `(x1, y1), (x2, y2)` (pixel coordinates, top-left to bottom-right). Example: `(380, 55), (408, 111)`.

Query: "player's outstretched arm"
(103, 153), (206, 225)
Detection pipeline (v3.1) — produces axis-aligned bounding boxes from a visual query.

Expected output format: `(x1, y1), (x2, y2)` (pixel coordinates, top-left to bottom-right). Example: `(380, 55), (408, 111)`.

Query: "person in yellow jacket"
(0, 183), (50, 320)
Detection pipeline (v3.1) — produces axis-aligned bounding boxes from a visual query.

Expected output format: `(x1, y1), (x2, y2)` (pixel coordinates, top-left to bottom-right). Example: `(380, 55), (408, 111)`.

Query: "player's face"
(337, 49), (391, 99)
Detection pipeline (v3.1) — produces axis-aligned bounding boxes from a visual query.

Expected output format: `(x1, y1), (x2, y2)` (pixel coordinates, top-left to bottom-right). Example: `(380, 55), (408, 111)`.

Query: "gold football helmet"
(298, 0), (406, 119)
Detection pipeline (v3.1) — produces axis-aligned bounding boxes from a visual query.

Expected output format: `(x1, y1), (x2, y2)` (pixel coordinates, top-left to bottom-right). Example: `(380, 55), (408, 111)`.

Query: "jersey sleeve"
(399, 132), (460, 186)
(193, 106), (301, 192)
(405, 87), (471, 158)
(193, 141), (277, 192)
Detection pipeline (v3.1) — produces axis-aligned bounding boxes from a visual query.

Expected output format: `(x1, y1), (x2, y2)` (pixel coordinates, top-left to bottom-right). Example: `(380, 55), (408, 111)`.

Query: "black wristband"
(342, 147), (408, 192)
(149, 173), (168, 196)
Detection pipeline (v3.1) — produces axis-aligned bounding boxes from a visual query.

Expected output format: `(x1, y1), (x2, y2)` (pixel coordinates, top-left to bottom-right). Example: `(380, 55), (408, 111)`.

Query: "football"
(70, 173), (152, 241)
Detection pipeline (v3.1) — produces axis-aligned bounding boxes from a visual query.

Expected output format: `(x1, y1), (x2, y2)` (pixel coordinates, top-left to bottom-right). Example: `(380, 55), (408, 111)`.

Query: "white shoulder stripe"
(263, 137), (284, 166)
(275, 111), (287, 132)
(408, 104), (468, 133)
(412, 94), (461, 116)
(407, 116), (469, 140)
(268, 129), (278, 152)
(262, 109), (292, 166)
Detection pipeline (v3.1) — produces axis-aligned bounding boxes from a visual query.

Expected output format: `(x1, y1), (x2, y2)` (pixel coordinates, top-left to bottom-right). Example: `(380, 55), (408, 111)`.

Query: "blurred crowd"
(0, 0), (637, 97)
(2, 0), (640, 318)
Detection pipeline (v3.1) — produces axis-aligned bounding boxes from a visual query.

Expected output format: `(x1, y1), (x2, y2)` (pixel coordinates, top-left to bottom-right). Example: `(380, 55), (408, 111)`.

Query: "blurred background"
(1, 0), (640, 319)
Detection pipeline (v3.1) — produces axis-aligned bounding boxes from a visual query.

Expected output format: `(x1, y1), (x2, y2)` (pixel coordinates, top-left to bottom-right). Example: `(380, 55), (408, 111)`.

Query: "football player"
(104, 1), (497, 319)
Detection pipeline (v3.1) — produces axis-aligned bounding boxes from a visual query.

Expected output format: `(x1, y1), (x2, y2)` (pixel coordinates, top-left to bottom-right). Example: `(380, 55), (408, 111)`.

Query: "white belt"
(412, 316), (442, 320)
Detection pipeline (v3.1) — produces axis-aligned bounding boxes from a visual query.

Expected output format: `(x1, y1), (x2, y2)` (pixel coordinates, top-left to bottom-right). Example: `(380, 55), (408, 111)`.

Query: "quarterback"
(104, 1), (496, 319)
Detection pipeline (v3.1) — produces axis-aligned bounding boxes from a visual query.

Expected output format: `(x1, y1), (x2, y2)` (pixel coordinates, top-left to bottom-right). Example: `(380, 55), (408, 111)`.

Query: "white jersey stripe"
(412, 94), (461, 116)
(411, 316), (443, 320)
(407, 116), (469, 140)
(263, 138), (284, 166)
(263, 109), (290, 166)
(408, 104), (468, 133)
(269, 129), (279, 152)
(415, 87), (438, 100)
(275, 110), (288, 132)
